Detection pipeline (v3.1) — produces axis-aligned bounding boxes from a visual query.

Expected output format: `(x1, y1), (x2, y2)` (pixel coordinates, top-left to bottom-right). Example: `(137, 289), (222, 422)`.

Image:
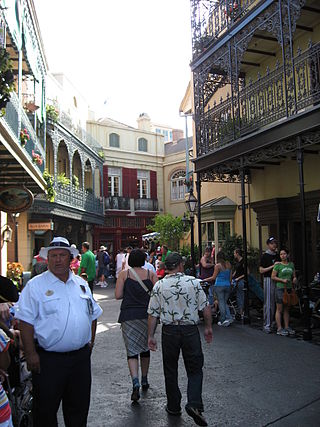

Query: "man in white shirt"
(15, 237), (102, 427)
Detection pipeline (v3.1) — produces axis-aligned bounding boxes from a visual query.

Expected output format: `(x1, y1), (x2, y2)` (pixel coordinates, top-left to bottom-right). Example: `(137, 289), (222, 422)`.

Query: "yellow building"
(190, 0), (320, 281)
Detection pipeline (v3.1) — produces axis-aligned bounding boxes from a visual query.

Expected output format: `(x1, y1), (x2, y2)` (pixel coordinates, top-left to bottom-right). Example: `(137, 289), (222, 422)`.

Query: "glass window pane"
(142, 179), (147, 198)
(113, 176), (119, 196)
(138, 138), (148, 152)
(218, 222), (231, 242)
(109, 133), (120, 148)
(108, 177), (112, 195)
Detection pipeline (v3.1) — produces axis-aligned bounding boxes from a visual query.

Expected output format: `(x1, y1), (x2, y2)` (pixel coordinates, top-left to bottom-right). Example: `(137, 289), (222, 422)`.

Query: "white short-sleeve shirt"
(15, 270), (103, 352)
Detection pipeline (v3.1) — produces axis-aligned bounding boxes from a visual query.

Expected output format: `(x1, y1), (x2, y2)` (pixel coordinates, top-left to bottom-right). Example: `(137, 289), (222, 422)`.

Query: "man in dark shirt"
(233, 248), (245, 319)
(259, 237), (280, 333)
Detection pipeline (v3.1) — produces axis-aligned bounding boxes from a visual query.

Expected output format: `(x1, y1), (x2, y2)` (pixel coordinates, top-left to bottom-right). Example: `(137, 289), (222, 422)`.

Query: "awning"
(142, 232), (160, 242)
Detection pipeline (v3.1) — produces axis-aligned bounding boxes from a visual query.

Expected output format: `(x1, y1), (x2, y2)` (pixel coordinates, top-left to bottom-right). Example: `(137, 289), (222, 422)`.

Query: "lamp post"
(184, 188), (198, 277)
(12, 213), (20, 262)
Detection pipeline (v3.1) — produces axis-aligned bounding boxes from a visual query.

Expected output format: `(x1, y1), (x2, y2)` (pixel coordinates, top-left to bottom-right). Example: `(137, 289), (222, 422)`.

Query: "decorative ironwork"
(200, 171), (250, 183)
(196, 41), (320, 156)
(191, 0), (258, 60)
(105, 196), (130, 210)
(134, 198), (159, 211)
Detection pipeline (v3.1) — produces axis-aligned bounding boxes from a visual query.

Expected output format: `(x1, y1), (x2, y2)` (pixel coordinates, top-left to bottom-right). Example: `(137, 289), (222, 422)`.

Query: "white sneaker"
(101, 282), (108, 288)
(217, 321), (222, 326)
(222, 320), (231, 327)
(96, 281), (103, 287)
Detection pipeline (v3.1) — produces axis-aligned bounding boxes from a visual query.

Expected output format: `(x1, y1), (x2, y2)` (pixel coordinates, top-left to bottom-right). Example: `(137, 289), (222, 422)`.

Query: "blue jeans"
(208, 284), (214, 306)
(161, 325), (204, 412)
(214, 286), (232, 322)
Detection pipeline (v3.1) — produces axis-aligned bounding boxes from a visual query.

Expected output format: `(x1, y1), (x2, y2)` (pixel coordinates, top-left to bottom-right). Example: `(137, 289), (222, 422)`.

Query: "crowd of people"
(0, 234), (299, 426)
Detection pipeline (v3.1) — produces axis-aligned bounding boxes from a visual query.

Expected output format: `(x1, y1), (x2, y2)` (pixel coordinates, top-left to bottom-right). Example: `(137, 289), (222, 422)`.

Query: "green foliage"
(147, 213), (184, 251)
(180, 244), (200, 264)
(43, 169), (56, 202)
(98, 150), (105, 160)
(220, 233), (260, 277)
(46, 104), (59, 122)
(72, 174), (79, 188)
(0, 48), (15, 116)
(57, 172), (70, 187)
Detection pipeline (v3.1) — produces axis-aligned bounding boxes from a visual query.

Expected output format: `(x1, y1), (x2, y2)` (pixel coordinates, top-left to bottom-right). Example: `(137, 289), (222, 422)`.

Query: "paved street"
(68, 283), (320, 426)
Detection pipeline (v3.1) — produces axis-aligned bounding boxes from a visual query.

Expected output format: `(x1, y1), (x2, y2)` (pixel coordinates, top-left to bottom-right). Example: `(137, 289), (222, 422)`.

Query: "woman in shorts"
(271, 248), (297, 336)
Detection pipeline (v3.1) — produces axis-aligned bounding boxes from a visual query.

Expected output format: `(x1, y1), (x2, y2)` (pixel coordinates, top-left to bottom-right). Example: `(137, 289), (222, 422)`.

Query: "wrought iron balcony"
(105, 196), (131, 210)
(134, 198), (158, 211)
(191, 0), (259, 59)
(2, 91), (45, 173)
(55, 184), (103, 215)
(197, 41), (320, 156)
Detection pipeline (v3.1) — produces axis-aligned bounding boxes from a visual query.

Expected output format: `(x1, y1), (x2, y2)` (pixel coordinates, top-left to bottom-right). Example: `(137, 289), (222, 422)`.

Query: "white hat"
(39, 237), (79, 259)
(99, 245), (106, 251)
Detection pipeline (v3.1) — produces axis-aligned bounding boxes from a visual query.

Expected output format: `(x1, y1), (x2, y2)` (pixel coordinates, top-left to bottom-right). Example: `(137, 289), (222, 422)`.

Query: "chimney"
(137, 113), (151, 131)
(172, 129), (184, 142)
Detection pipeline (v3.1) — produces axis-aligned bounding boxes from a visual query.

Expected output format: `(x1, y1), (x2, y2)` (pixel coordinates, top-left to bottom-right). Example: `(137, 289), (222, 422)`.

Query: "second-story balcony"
(135, 198), (159, 212)
(56, 185), (103, 215)
(197, 41), (320, 157)
(2, 91), (45, 174)
(105, 196), (131, 210)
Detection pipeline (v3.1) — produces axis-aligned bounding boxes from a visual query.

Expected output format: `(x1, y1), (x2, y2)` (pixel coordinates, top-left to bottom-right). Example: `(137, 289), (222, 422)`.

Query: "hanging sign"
(0, 186), (33, 213)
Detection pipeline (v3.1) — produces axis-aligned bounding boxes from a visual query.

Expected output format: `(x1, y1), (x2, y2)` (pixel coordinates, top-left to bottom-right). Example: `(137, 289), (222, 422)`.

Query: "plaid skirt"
(121, 318), (149, 357)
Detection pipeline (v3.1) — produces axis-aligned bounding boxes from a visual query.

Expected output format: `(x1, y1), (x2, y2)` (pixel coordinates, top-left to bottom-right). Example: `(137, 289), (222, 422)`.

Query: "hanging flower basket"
(184, 175), (193, 189)
(20, 128), (30, 147)
(32, 150), (43, 166)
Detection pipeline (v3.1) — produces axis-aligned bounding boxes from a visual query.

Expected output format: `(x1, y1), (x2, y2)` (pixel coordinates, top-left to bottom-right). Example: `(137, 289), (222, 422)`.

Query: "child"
(156, 261), (165, 280)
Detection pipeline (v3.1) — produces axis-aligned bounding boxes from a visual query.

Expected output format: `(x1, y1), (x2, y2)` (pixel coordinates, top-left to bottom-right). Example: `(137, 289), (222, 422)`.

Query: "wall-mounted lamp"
(2, 225), (13, 243)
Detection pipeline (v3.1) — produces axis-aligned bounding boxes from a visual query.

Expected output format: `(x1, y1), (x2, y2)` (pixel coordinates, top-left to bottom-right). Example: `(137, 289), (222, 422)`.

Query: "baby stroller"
(2, 327), (33, 427)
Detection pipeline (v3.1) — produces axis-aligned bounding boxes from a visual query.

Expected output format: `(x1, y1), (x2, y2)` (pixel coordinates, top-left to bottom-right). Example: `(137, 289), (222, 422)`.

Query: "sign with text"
(28, 222), (52, 231)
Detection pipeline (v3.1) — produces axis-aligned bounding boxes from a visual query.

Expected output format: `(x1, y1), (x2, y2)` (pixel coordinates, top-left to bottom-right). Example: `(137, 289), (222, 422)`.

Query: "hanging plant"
(0, 47), (15, 117)
(98, 150), (105, 160)
(20, 128), (30, 147)
(43, 169), (56, 202)
(184, 175), (193, 189)
(46, 104), (59, 122)
(32, 150), (43, 166)
(72, 174), (79, 189)
(57, 172), (70, 187)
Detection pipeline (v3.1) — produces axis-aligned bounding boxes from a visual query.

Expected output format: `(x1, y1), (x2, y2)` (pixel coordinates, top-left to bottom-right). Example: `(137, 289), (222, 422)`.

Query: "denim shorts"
(275, 287), (292, 304)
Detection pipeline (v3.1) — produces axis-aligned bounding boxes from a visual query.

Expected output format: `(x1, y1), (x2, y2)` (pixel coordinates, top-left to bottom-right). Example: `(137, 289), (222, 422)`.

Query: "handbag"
(129, 268), (151, 296)
(283, 285), (298, 306)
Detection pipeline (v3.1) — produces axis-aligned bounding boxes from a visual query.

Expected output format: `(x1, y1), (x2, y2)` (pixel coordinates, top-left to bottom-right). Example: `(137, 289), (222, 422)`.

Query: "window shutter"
(103, 165), (108, 197)
(130, 169), (138, 198)
(122, 168), (138, 198)
(150, 170), (157, 199)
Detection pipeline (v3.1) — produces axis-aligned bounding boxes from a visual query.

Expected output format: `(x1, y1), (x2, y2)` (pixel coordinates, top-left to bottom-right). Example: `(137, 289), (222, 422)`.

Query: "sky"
(33, 0), (193, 130)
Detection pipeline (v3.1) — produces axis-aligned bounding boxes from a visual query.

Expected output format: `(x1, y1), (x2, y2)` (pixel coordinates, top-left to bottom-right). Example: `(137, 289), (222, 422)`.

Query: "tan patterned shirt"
(147, 273), (208, 325)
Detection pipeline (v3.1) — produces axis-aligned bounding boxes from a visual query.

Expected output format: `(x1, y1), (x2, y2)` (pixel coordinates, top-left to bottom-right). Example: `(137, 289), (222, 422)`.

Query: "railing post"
(279, 0), (289, 117)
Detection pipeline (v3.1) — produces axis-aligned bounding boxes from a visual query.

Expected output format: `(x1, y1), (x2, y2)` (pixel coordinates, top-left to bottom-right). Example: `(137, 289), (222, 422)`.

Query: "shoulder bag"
(129, 268), (151, 296)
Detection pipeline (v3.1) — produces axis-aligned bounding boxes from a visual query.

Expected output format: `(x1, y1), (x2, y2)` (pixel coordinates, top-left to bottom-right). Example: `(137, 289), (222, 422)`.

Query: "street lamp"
(185, 188), (198, 277)
(12, 213), (20, 262)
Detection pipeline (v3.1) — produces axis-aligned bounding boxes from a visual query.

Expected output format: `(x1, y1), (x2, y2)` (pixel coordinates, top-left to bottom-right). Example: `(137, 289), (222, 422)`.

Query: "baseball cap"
(266, 237), (277, 245)
(164, 252), (183, 269)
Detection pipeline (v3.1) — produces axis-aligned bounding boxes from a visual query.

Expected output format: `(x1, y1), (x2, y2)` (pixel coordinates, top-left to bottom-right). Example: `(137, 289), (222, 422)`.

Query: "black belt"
(35, 342), (89, 355)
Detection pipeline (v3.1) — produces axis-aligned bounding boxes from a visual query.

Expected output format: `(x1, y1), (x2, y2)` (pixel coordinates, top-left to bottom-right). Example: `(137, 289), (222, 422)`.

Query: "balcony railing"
(2, 91), (45, 173)
(191, 0), (259, 59)
(105, 196), (130, 210)
(134, 198), (158, 211)
(55, 184), (103, 215)
(198, 42), (320, 155)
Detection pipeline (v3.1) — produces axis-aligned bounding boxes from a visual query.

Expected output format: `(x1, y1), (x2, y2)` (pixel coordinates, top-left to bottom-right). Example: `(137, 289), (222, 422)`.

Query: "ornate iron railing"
(3, 91), (45, 173)
(105, 196), (131, 210)
(134, 198), (159, 211)
(191, 0), (259, 59)
(198, 41), (320, 155)
(55, 184), (103, 215)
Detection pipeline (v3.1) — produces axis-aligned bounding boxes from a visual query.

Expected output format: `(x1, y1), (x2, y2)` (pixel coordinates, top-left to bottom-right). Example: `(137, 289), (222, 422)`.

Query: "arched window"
(138, 137), (148, 152)
(109, 133), (120, 148)
(171, 170), (186, 201)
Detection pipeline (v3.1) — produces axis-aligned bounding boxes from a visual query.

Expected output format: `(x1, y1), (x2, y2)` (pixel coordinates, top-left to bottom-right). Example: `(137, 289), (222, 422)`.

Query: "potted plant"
(7, 261), (24, 289)
(57, 172), (71, 187)
(43, 169), (56, 202)
(72, 174), (80, 189)
(46, 104), (59, 122)
(20, 128), (30, 147)
(0, 47), (15, 116)
(32, 150), (43, 166)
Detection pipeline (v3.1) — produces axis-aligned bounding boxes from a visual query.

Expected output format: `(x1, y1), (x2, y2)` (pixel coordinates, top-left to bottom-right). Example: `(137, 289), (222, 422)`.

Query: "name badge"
(45, 290), (54, 296)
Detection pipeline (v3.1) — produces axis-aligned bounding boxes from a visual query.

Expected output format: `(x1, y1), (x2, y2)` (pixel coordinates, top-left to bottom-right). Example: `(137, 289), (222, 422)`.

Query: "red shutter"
(150, 170), (157, 199)
(103, 165), (108, 197)
(122, 168), (137, 198)
(130, 169), (137, 198)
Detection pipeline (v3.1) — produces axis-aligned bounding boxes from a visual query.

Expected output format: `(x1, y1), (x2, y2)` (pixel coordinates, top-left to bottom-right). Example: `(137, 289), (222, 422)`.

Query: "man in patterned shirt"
(148, 252), (213, 427)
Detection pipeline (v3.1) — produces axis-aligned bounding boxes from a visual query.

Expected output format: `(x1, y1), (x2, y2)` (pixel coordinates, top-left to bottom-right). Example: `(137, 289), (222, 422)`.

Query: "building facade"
(86, 115), (165, 253)
(0, 0), (47, 273)
(190, 0), (320, 278)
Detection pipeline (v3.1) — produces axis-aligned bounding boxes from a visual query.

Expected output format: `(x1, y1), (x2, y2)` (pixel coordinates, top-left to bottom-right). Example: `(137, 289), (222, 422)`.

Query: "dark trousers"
(161, 325), (204, 412)
(32, 345), (91, 427)
(88, 280), (94, 294)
